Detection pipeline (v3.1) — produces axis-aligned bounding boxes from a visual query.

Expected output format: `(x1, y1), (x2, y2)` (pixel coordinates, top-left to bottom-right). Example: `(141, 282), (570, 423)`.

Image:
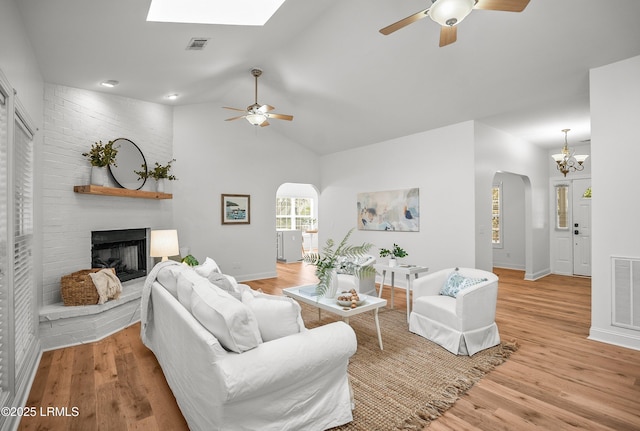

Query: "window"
(555, 184), (569, 230)
(0, 71), (37, 424)
(491, 184), (502, 247)
(12, 110), (35, 370)
(276, 197), (314, 231)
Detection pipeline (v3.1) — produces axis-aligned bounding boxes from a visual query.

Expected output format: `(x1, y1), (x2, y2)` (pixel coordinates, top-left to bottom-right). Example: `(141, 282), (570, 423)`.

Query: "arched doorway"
(276, 183), (319, 262)
(491, 171), (533, 278)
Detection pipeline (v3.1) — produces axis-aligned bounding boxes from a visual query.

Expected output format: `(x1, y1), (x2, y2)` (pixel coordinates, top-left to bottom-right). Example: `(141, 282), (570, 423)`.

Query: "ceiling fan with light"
(224, 68), (293, 127)
(380, 0), (530, 47)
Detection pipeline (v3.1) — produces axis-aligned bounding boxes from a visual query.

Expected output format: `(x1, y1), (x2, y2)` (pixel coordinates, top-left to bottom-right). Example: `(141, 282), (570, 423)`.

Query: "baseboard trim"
(588, 327), (640, 351)
(524, 268), (551, 281)
(235, 271), (277, 283)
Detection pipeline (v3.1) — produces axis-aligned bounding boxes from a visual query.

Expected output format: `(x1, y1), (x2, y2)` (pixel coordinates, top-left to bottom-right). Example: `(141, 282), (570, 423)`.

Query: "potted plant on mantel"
(303, 228), (375, 298)
(135, 159), (177, 193)
(82, 140), (118, 187)
(379, 243), (408, 267)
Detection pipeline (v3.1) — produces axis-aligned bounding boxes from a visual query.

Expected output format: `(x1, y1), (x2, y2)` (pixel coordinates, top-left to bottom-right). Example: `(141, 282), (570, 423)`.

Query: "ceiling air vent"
(186, 38), (210, 50)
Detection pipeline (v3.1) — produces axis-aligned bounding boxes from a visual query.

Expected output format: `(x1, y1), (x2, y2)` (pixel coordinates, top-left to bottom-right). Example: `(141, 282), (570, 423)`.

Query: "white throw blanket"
(140, 260), (181, 345)
(89, 269), (123, 304)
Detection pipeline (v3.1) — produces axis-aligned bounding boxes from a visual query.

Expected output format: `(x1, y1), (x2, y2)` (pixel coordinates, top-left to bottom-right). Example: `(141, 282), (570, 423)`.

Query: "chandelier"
(551, 129), (589, 177)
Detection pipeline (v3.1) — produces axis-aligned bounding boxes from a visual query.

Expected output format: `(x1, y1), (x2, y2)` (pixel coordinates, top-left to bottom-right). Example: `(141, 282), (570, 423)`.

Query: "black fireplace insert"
(91, 228), (147, 282)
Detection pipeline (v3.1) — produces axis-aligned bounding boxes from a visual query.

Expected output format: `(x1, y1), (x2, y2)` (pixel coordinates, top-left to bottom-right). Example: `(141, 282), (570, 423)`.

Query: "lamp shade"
(246, 113), (267, 126)
(429, 0), (475, 26)
(150, 229), (179, 261)
(574, 154), (589, 164)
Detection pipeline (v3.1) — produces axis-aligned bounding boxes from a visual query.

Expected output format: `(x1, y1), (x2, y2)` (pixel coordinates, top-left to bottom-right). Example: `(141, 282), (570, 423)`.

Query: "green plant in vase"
(83, 140), (118, 186)
(181, 254), (199, 266)
(379, 243), (408, 266)
(82, 140), (119, 167)
(135, 159), (178, 181)
(303, 228), (375, 297)
(135, 159), (177, 192)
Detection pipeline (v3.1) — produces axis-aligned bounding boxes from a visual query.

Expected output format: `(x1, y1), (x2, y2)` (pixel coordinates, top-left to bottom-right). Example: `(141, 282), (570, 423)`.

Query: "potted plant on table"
(82, 140), (118, 186)
(379, 243), (408, 267)
(135, 159), (177, 193)
(303, 228), (375, 297)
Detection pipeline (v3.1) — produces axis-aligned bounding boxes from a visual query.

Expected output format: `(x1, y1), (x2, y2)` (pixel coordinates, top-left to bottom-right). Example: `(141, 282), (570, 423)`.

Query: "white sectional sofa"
(140, 260), (357, 431)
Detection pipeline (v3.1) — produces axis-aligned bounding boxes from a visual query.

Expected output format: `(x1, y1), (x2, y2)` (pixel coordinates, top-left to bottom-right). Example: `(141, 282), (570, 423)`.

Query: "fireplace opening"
(91, 228), (148, 282)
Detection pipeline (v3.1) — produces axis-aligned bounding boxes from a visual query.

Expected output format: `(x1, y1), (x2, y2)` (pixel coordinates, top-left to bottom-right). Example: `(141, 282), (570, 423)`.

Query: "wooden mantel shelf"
(73, 185), (172, 200)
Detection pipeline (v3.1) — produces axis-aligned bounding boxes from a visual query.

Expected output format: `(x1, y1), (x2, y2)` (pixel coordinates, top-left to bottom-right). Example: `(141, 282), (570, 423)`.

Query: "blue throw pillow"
(440, 269), (488, 298)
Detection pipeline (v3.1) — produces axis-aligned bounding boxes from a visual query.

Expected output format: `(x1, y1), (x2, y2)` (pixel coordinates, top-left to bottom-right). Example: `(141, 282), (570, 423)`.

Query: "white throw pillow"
(207, 272), (241, 300)
(176, 269), (207, 311)
(191, 279), (262, 353)
(156, 264), (187, 298)
(241, 289), (305, 341)
(194, 257), (221, 278)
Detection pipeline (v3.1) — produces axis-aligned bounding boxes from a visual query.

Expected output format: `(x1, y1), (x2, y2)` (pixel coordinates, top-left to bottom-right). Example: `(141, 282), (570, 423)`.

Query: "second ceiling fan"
(380, 0), (530, 47)
(224, 68), (293, 127)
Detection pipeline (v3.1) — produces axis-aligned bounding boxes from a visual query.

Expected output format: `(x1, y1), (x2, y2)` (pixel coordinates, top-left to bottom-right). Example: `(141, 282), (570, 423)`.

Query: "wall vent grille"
(186, 38), (210, 50)
(612, 256), (640, 330)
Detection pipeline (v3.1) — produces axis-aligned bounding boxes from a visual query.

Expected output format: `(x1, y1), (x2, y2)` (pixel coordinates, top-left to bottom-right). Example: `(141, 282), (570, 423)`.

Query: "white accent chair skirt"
(409, 267), (500, 356)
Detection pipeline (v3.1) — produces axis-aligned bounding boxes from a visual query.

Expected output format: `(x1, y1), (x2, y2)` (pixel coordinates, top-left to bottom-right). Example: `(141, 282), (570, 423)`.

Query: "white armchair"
(409, 267), (500, 356)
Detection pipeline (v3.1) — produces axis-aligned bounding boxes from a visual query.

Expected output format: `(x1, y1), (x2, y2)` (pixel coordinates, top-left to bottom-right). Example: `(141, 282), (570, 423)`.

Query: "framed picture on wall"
(221, 194), (251, 224)
(357, 188), (419, 231)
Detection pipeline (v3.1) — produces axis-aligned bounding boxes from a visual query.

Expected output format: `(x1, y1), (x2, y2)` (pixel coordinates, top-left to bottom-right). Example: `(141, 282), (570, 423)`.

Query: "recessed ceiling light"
(147, 0), (287, 26)
(167, 94), (179, 100)
(100, 80), (119, 88)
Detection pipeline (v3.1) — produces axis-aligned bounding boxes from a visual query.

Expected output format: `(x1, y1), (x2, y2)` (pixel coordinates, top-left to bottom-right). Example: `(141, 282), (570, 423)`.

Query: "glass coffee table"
(283, 285), (387, 350)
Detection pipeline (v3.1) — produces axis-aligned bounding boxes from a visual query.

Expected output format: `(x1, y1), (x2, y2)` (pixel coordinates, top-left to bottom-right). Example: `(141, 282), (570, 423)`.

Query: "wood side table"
(374, 264), (429, 322)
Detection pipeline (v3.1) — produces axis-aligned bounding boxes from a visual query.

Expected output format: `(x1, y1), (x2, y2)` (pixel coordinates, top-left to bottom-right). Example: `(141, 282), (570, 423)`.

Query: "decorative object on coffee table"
(302, 228), (375, 297)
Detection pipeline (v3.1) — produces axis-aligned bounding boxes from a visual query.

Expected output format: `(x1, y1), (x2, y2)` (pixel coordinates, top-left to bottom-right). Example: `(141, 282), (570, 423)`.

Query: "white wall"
(172, 102), (320, 281)
(320, 121), (477, 277)
(590, 55), (640, 350)
(41, 84), (174, 305)
(0, 0), (43, 123)
(493, 172), (526, 270)
(475, 122), (550, 279)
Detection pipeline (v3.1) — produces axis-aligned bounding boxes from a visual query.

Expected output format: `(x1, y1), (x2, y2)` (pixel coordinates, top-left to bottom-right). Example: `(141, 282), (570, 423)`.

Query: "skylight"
(146, 0), (287, 26)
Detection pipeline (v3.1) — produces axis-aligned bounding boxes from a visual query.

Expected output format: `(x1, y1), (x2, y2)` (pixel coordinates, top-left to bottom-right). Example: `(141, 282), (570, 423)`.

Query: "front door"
(572, 178), (591, 276)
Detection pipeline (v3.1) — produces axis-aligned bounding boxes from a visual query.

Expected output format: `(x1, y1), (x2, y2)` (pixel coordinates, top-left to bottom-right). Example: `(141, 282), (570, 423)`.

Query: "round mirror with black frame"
(109, 138), (147, 190)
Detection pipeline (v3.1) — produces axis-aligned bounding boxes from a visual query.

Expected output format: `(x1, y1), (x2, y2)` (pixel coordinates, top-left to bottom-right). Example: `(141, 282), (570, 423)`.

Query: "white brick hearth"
(38, 278), (144, 350)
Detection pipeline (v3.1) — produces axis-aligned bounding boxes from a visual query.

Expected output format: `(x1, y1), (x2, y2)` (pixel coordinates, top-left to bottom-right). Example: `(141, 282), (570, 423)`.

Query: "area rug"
(299, 305), (518, 431)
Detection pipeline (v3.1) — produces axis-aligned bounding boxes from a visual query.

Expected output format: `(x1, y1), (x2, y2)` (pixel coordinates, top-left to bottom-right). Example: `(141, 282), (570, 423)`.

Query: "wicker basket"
(60, 268), (115, 306)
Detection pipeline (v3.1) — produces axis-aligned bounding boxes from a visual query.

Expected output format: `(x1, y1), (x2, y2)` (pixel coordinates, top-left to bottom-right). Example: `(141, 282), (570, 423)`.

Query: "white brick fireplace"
(39, 84), (174, 348)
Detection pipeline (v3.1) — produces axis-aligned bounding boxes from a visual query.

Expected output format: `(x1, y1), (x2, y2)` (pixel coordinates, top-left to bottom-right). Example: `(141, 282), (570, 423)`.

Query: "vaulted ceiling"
(17, 0), (640, 155)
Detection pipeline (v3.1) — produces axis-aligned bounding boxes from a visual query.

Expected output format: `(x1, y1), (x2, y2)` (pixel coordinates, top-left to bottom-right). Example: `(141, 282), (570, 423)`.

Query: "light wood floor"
(18, 265), (640, 430)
